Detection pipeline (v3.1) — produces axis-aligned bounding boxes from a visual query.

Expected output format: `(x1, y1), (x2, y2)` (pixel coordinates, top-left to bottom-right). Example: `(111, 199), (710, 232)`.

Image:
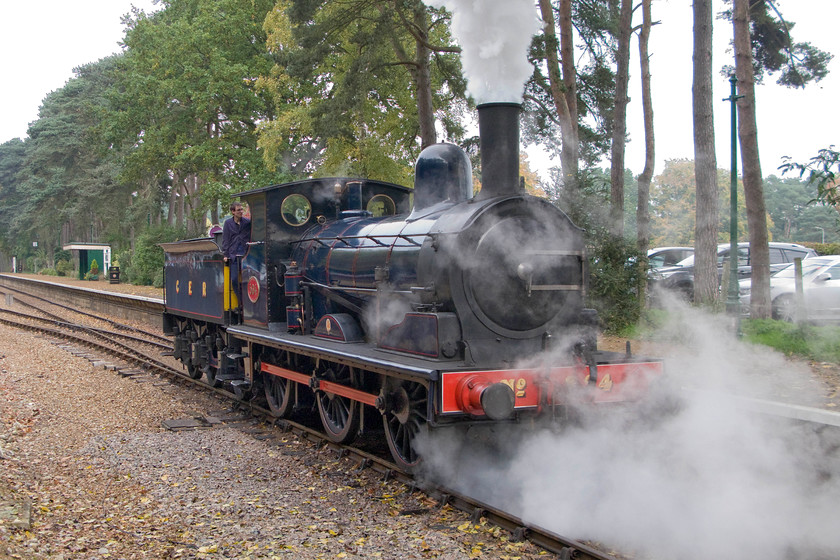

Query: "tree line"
(0, 0), (835, 327)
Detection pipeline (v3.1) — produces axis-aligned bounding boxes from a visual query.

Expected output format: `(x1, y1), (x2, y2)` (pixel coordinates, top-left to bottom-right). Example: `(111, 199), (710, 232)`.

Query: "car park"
(739, 255), (840, 322)
(647, 246), (694, 270)
(648, 242), (818, 300)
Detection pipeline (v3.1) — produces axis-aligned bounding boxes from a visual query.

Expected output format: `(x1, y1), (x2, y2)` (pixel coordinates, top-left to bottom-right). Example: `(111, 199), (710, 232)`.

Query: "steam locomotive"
(161, 103), (663, 469)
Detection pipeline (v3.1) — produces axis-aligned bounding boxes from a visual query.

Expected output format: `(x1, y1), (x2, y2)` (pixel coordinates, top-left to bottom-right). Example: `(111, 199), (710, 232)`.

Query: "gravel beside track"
(0, 324), (551, 560)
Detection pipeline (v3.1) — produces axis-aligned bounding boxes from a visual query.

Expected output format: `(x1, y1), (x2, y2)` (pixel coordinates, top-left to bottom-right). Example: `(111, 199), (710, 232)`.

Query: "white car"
(739, 255), (840, 322)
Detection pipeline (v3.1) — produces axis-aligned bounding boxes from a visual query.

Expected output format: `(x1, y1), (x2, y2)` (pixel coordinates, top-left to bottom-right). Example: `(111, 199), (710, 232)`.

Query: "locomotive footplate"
(226, 325), (442, 382)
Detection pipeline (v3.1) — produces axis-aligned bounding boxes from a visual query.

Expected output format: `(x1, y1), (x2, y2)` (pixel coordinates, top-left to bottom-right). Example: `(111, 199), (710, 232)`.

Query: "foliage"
(587, 234), (645, 333)
(111, 0), (280, 223)
(646, 160), (749, 246)
(524, 0), (617, 167)
(719, 1), (833, 88)
(85, 259), (100, 281)
(764, 174), (839, 243)
(811, 242), (840, 256)
(258, 0), (467, 184)
(741, 319), (840, 364)
(38, 268), (58, 276)
(55, 259), (74, 277)
(0, 138), (26, 257)
(123, 225), (187, 287)
(779, 148), (840, 210)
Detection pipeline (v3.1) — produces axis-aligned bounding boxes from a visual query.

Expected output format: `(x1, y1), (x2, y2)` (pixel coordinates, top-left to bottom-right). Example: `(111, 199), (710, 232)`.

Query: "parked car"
(647, 247), (694, 270)
(649, 242), (818, 300)
(739, 255), (840, 322)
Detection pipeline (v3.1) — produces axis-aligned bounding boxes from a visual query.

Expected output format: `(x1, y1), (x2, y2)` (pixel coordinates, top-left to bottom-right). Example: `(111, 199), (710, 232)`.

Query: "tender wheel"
(316, 364), (360, 444)
(264, 372), (295, 417)
(382, 381), (428, 471)
(772, 294), (795, 321)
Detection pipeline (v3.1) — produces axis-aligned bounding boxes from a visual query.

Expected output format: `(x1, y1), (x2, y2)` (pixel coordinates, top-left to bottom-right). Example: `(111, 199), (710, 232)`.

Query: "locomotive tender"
(162, 103), (662, 469)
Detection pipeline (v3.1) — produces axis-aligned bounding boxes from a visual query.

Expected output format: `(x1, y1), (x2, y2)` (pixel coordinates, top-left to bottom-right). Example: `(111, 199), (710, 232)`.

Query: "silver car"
(739, 256), (840, 322)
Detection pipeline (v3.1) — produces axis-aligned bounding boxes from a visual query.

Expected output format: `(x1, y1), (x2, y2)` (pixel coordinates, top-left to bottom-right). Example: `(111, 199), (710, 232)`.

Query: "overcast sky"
(1, 0), (837, 179)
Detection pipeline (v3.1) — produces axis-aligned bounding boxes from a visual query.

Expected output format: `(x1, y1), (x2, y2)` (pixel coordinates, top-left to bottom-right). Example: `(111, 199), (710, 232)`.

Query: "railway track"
(0, 278), (626, 560)
(4, 276), (840, 559)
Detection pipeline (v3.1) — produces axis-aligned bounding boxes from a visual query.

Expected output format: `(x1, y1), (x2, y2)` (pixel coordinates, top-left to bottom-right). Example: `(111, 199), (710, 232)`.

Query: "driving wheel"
(264, 369), (295, 417)
(382, 380), (428, 471)
(315, 363), (360, 443)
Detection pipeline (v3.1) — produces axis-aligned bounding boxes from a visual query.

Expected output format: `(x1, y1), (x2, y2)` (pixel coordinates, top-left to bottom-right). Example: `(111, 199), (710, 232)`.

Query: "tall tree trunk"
(539, 0), (579, 193)
(733, 0), (770, 319)
(636, 0), (654, 304)
(177, 177), (186, 228)
(413, 4), (436, 149)
(167, 175), (178, 226)
(692, 0), (719, 306)
(609, 0), (633, 238)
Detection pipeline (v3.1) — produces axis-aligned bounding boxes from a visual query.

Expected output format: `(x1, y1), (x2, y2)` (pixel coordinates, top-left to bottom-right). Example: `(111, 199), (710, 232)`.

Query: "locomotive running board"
(227, 325), (440, 381)
(261, 362), (379, 407)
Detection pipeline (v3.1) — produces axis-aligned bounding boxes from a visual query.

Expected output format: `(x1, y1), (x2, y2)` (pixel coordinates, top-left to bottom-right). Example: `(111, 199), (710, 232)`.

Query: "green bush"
(38, 268), (58, 276)
(587, 235), (646, 334)
(85, 258), (100, 280)
(812, 242), (840, 256)
(55, 259), (74, 277)
(123, 225), (187, 286)
(53, 248), (72, 263)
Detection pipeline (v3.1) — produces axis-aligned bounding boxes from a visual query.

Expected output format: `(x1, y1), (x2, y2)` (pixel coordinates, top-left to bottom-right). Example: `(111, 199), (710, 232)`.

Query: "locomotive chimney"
(476, 102), (523, 200)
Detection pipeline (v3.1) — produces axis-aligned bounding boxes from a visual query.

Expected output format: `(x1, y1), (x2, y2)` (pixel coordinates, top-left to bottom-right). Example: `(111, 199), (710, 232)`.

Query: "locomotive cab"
(235, 179), (413, 332)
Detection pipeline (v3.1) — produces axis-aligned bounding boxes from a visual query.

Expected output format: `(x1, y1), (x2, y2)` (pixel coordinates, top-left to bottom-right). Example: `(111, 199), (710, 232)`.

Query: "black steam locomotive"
(162, 103), (662, 469)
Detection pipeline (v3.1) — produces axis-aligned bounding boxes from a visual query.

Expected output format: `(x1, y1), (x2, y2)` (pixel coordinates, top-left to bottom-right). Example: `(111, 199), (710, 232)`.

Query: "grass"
(740, 319), (840, 364)
(620, 309), (840, 364)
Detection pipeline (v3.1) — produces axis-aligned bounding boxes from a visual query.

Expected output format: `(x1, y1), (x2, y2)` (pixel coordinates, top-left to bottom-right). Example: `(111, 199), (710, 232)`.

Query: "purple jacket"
(221, 216), (251, 258)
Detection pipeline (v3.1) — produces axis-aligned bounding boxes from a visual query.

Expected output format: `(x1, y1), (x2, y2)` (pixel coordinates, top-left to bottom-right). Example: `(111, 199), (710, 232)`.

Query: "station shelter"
(62, 243), (111, 280)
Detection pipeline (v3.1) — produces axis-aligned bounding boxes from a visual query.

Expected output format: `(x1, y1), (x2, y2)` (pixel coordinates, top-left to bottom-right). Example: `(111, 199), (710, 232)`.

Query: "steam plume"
(431, 0), (539, 103)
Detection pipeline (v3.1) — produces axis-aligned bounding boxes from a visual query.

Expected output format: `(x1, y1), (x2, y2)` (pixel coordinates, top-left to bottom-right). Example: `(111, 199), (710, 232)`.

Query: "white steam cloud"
(417, 308), (840, 559)
(430, 0), (540, 104)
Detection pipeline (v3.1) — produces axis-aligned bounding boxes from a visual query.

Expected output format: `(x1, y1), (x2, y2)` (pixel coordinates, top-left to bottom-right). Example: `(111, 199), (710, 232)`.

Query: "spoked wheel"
(316, 363), (360, 444)
(382, 381), (428, 471)
(185, 359), (202, 380)
(204, 365), (221, 387)
(264, 370), (295, 417)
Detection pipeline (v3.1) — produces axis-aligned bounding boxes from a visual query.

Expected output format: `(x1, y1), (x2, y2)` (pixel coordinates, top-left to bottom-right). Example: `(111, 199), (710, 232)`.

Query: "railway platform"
(0, 273), (163, 328)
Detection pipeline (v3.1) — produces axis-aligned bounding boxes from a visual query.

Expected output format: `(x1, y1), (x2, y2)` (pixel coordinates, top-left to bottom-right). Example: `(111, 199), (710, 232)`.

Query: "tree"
(528, 1), (620, 195)
(112, 0), (278, 233)
(259, 0), (466, 184)
(692, 0), (719, 306)
(635, 0), (655, 304)
(0, 138), (26, 259)
(533, 0), (581, 194)
(648, 160), (747, 247)
(732, 0), (773, 318)
(764, 173), (839, 241)
(724, 0), (833, 318)
(779, 148), (840, 214)
(608, 0), (632, 238)
(12, 58), (134, 260)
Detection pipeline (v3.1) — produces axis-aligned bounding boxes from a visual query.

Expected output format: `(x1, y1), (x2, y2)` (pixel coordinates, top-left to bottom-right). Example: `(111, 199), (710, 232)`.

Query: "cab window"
(366, 194), (396, 217)
(281, 194), (312, 226)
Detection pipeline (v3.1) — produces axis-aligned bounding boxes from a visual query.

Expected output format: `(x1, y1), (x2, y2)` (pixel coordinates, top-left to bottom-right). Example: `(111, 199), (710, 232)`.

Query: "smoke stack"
(476, 102), (522, 200)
